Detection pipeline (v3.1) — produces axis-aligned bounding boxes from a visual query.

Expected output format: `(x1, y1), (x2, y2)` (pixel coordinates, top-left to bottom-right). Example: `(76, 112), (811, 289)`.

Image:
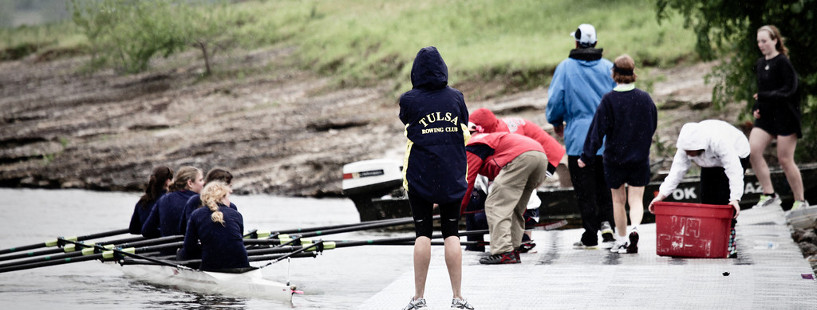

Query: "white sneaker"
(754, 194), (781, 208)
(791, 200), (810, 211)
(610, 240), (628, 253)
(451, 298), (475, 309)
(403, 297), (428, 310)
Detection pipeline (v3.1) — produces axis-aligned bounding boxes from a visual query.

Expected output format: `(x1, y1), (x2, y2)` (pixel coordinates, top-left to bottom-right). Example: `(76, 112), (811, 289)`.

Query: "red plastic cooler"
(654, 201), (733, 258)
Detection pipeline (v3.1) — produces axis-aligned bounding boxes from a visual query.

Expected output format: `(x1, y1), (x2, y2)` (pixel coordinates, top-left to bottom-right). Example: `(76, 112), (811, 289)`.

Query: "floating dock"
(360, 205), (817, 309)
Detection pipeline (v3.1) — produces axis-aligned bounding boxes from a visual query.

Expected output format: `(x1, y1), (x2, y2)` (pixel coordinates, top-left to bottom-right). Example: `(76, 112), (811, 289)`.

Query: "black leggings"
(408, 192), (461, 239)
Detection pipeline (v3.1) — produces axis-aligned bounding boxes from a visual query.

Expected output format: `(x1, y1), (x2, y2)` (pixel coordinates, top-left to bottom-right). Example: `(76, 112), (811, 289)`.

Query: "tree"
(656, 0), (817, 161)
(71, 0), (233, 75)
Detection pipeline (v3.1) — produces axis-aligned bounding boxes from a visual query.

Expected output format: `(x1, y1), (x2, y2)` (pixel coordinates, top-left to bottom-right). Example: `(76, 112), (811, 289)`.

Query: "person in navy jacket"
(177, 181), (250, 271)
(580, 54), (657, 254)
(128, 166), (173, 234)
(178, 168), (237, 235)
(141, 166), (204, 254)
(398, 46), (473, 310)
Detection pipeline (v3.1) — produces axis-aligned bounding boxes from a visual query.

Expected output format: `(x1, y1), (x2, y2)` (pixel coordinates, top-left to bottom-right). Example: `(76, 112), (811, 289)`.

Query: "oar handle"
(0, 228), (130, 256)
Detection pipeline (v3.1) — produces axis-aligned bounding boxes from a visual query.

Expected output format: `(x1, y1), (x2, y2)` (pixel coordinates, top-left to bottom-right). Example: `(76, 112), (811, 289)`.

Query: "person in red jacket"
(468, 108), (565, 249)
(462, 132), (549, 264)
(469, 108), (565, 175)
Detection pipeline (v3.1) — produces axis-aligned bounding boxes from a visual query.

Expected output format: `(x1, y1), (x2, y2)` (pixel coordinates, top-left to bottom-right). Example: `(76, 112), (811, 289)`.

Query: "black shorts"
(603, 161), (651, 189)
(754, 105), (802, 138)
(408, 192), (460, 239)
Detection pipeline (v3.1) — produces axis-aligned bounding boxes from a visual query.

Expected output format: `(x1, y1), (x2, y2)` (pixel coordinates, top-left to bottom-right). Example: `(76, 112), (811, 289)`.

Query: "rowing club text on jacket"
(399, 46), (470, 203)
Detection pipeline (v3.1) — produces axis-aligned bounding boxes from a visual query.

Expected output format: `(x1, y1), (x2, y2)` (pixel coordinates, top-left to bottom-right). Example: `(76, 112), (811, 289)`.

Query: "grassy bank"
(2, 0), (696, 91)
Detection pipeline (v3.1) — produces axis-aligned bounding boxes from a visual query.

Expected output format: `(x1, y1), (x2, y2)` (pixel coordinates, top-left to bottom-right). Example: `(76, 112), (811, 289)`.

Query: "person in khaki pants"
(460, 132), (549, 264)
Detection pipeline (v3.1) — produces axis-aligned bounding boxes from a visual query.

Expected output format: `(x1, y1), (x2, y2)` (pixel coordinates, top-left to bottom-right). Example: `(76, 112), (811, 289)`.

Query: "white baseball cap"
(570, 24), (597, 46)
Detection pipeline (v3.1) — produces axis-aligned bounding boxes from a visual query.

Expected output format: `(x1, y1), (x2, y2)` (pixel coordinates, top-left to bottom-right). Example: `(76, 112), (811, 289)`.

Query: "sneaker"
(626, 231), (639, 254)
(611, 240), (628, 253)
(601, 229), (615, 249)
(479, 251), (520, 264)
(754, 193), (781, 208)
(573, 241), (598, 250)
(791, 200), (810, 211)
(451, 298), (475, 309)
(518, 241), (536, 253)
(402, 297), (428, 310)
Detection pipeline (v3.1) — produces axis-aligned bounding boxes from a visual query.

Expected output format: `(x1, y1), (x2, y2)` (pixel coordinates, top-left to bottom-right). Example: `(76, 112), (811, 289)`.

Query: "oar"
(246, 216), (419, 240)
(57, 238), (193, 270)
(0, 228), (130, 256)
(0, 235), (184, 269)
(0, 241), (182, 273)
(0, 235), (147, 262)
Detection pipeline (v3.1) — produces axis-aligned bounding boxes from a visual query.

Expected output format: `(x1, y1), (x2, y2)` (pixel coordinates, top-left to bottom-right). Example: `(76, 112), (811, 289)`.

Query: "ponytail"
(200, 181), (230, 226)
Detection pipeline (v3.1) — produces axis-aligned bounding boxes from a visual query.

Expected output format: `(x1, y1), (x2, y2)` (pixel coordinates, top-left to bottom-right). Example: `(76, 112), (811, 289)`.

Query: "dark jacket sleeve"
(128, 204), (142, 234)
(141, 203), (161, 238)
(177, 214), (201, 260)
(581, 97), (610, 164)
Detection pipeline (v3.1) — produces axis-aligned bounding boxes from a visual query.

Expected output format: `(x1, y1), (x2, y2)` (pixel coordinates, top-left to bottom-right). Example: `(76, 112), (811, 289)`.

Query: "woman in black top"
(749, 25), (807, 210)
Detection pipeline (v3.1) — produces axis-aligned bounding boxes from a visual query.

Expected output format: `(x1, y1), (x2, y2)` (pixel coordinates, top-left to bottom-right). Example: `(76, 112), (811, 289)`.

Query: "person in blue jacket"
(399, 46), (474, 310)
(177, 181), (250, 272)
(546, 24), (617, 249)
(141, 166), (204, 254)
(178, 168), (236, 235)
(128, 166), (173, 234)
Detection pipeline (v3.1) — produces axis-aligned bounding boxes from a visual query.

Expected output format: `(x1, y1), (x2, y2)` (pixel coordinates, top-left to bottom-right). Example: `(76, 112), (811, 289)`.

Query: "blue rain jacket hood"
(546, 48), (616, 156)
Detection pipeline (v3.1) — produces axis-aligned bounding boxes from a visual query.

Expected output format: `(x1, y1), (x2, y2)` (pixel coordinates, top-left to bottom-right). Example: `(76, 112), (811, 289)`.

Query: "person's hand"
(648, 194), (666, 214)
(730, 200), (740, 218)
(753, 109), (761, 119)
(553, 124), (564, 137)
(753, 93), (758, 100)
(577, 158), (586, 168)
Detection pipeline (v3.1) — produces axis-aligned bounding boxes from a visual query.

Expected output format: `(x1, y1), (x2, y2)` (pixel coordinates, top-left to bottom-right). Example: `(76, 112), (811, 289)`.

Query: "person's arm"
(580, 99), (609, 165)
(128, 202), (144, 234)
(715, 142), (744, 218)
(177, 214), (201, 260)
(546, 64), (567, 135)
(651, 149), (692, 213)
(757, 58), (798, 103)
(461, 151), (484, 211)
(140, 201), (161, 238)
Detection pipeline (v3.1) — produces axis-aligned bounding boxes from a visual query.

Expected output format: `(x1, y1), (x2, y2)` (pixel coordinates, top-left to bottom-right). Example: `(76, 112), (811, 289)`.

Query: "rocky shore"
(0, 47), (733, 197)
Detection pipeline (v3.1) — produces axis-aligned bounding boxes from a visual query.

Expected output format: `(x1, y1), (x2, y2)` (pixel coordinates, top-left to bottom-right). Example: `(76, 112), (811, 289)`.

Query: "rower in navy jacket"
(142, 166), (204, 255)
(178, 168), (237, 235)
(128, 166), (173, 234)
(178, 181), (250, 271)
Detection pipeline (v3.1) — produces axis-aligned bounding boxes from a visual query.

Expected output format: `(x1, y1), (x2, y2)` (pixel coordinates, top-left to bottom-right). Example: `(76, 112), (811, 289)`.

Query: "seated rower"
(178, 181), (250, 271)
(178, 168), (237, 235)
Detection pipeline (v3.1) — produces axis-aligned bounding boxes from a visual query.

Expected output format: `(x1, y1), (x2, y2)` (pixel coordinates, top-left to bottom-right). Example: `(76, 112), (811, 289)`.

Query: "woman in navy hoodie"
(178, 181), (249, 271)
(128, 166), (173, 234)
(141, 166), (204, 256)
(399, 46), (473, 310)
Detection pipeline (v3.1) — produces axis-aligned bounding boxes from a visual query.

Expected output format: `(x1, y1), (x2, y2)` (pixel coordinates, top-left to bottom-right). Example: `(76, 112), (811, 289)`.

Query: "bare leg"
(749, 128), (775, 194)
(412, 236), (431, 299)
(627, 186), (645, 226)
(611, 186), (628, 238)
(777, 135), (804, 201)
(443, 236), (463, 299)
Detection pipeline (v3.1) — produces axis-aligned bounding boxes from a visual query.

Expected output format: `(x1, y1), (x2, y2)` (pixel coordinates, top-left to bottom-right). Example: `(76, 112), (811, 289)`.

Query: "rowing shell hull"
(118, 264), (295, 302)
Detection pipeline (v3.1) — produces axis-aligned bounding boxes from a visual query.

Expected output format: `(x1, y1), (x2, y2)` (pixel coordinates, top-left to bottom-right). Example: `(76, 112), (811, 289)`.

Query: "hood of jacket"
(676, 122), (707, 151)
(410, 46), (449, 90)
(568, 47), (604, 63)
(469, 108), (505, 133)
